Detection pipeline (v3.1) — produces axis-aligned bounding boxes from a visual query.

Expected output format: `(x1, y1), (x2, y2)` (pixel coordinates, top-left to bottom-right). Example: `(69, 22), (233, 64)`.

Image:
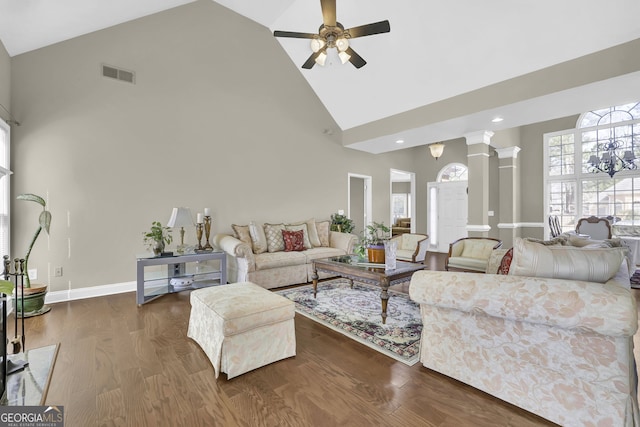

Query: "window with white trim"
(0, 120), (10, 258)
(545, 102), (640, 236)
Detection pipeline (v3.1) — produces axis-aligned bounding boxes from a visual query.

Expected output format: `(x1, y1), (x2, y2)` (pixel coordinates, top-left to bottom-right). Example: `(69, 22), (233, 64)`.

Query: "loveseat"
(392, 217), (411, 236)
(409, 237), (639, 426)
(213, 219), (357, 289)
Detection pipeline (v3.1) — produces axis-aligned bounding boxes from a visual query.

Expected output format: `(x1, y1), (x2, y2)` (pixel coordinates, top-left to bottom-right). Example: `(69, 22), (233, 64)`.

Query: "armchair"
(390, 233), (428, 263)
(444, 237), (503, 272)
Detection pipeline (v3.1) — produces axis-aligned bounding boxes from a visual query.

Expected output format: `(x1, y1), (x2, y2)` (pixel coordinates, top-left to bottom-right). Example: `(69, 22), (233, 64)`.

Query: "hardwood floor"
(10, 252), (560, 426)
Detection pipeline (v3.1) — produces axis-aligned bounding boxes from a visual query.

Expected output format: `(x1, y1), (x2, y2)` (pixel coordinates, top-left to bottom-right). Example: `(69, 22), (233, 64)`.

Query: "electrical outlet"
(28, 269), (37, 280)
(54, 267), (63, 277)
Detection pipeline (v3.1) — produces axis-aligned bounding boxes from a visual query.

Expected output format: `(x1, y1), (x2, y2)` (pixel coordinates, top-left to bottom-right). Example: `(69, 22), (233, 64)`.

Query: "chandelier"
(588, 138), (637, 178)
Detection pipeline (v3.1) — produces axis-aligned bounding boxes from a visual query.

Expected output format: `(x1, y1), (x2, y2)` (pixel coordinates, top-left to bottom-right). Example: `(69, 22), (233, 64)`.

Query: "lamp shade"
(167, 207), (195, 228)
(429, 143), (445, 160)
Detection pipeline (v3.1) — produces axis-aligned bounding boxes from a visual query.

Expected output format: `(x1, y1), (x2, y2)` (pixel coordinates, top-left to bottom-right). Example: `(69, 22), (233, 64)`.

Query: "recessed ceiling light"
(491, 117), (504, 123)
(396, 139), (405, 144)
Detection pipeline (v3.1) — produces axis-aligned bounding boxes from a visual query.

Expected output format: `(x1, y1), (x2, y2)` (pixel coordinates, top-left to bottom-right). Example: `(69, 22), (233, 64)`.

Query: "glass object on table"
(384, 239), (397, 270)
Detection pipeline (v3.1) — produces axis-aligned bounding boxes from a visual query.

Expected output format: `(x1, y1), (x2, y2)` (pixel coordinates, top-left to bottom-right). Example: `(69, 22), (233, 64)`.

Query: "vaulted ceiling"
(1, 0), (640, 153)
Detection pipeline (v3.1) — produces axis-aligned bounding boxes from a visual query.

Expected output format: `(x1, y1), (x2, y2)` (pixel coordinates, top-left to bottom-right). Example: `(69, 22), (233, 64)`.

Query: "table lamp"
(167, 207), (195, 254)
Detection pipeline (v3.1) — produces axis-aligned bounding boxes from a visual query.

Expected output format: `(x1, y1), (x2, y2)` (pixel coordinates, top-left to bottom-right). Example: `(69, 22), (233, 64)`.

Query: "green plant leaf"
(17, 193), (46, 207)
(0, 279), (14, 295)
(40, 210), (52, 234)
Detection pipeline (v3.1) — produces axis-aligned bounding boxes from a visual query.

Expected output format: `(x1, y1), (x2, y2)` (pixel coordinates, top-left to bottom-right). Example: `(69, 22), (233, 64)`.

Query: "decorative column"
(465, 131), (493, 237)
(495, 146), (521, 248)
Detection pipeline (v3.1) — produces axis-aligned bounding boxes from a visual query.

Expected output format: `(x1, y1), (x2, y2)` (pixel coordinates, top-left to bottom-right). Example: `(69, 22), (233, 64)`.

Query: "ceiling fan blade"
(345, 47), (366, 69)
(320, 0), (337, 27)
(302, 52), (319, 69)
(302, 45), (328, 69)
(346, 20), (391, 38)
(273, 30), (318, 39)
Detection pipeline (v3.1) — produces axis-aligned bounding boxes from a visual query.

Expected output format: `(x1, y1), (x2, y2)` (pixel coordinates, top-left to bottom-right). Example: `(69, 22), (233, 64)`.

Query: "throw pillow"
(248, 221), (267, 254)
(509, 237), (625, 283)
(498, 248), (513, 275)
(282, 230), (305, 252)
(316, 220), (330, 247)
(285, 223), (311, 249)
(524, 236), (568, 246)
(232, 224), (252, 246)
(264, 223), (286, 253)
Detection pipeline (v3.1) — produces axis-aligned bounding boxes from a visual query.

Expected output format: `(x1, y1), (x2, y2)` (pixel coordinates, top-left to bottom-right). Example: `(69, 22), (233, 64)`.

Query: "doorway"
(427, 163), (469, 253)
(348, 173), (372, 237)
(390, 169), (416, 234)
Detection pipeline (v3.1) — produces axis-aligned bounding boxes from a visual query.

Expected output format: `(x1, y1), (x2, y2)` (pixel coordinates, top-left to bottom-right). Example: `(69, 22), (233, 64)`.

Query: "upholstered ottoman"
(187, 282), (296, 379)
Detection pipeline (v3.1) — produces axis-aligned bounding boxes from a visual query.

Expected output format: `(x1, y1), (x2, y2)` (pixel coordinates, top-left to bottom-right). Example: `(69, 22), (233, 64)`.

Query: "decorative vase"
(152, 240), (164, 256)
(13, 285), (49, 317)
(367, 245), (385, 263)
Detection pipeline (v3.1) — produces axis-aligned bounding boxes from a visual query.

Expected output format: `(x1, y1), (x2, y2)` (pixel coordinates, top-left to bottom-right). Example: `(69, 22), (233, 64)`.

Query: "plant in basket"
(354, 221), (390, 263)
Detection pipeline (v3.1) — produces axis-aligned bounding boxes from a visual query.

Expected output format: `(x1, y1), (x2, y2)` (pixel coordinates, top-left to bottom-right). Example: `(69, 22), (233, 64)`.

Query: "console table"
(136, 251), (227, 305)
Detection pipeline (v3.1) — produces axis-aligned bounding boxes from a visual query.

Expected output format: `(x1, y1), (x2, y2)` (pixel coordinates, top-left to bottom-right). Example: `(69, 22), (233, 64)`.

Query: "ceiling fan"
(273, 0), (390, 69)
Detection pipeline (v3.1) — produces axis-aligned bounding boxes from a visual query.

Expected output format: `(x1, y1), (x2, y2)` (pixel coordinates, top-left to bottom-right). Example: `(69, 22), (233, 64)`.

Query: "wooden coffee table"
(311, 255), (427, 324)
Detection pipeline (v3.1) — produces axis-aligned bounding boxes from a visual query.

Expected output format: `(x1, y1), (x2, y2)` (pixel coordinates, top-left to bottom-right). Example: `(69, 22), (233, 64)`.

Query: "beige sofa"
(410, 237), (639, 426)
(213, 219), (357, 289)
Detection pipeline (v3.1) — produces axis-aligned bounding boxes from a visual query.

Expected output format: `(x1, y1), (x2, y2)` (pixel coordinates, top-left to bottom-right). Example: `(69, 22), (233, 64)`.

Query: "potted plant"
(330, 213), (355, 234)
(143, 221), (173, 256)
(355, 221), (390, 263)
(15, 193), (51, 315)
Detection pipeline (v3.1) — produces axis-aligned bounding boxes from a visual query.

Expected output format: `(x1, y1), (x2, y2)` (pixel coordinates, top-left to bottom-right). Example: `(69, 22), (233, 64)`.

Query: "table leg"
(380, 278), (390, 324)
(312, 266), (319, 298)
(349, 278), (354, 289)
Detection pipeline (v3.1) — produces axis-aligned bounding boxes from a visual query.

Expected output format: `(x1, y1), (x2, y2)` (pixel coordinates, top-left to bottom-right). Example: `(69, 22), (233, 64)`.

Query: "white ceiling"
(1, 0), (640, 153)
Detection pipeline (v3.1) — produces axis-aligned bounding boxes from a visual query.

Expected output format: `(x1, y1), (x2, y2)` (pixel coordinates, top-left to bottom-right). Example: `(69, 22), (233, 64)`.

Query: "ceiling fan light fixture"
(338, 50), (351, 64)
(315, 51), (327, 66)
(336, 37), (349, 52)
(310, 38), (326, 53)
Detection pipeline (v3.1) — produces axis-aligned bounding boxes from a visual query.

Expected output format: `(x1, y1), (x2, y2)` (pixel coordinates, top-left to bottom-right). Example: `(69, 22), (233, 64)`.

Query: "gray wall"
(9, 1), (422, 292)
(0, 40), (9, 118)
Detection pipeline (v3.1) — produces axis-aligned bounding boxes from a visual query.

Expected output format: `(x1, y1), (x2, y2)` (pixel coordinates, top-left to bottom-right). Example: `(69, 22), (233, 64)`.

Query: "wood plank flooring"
(10, 253), (565, 426)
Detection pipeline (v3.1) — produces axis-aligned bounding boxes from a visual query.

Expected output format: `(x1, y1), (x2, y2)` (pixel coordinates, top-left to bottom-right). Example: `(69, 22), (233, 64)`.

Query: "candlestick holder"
(196, 223), (204, 251)
(203, 216), (213, 250)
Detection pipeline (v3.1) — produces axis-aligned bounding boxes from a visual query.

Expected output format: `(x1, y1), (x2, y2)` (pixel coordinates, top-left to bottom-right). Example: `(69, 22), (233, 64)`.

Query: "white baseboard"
(45, 281), (136, 304)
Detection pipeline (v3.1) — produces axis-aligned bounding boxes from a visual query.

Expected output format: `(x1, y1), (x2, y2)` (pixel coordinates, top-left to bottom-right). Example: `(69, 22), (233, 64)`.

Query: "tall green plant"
(17, 193), (51, 288)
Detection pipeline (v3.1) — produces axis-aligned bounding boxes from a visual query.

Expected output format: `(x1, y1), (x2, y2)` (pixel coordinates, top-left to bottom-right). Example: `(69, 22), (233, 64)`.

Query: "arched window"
(545, 102), (640, 236)
(437, 163), (468, 182)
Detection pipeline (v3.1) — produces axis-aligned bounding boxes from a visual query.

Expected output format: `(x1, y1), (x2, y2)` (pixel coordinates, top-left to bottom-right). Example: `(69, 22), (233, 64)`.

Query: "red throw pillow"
(498, 248), (514, 275)
(282, 230), (305, 252)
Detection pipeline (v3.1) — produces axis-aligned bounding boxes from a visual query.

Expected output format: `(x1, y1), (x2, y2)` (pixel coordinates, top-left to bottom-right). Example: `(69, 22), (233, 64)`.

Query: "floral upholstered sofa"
(409, 237), (639, 427)
(213, 219), (357, 289)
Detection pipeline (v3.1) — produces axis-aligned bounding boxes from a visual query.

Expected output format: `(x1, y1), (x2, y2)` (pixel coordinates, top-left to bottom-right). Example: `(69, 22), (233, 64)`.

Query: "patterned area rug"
(631, 270), (640, 289)
(276, 279), (422, 366)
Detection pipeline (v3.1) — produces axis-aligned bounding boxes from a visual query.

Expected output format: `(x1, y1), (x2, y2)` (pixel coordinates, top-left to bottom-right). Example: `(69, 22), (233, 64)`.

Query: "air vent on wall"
(101, 64), (135, 84)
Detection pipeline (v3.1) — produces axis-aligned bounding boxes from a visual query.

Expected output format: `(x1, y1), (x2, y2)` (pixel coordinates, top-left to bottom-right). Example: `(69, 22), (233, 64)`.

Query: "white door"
(428, 181), (468, 253)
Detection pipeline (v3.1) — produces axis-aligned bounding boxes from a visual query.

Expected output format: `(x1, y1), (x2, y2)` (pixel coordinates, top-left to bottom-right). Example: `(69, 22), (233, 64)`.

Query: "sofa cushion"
(249, 221), (267, 254)
(316, 221), (330, 247)
(283, 230), (305, 252)
(396, 249), (415, 261)
(447, 256), (488, 272)
(285, 223), (311, 249)
(509, 237), (626, 283)
(264, 223), (286, 253)
(255, 251), (306, 270)
(232, 224), (252, 246)
(290, 219), (322, 247)
(303, 247), (347, 263)
(460, 239), (495, 259)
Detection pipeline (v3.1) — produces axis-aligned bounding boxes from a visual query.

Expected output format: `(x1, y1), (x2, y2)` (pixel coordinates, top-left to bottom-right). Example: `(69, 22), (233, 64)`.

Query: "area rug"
(631, 269), (640, 289)
(277, 279), (422, 366)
